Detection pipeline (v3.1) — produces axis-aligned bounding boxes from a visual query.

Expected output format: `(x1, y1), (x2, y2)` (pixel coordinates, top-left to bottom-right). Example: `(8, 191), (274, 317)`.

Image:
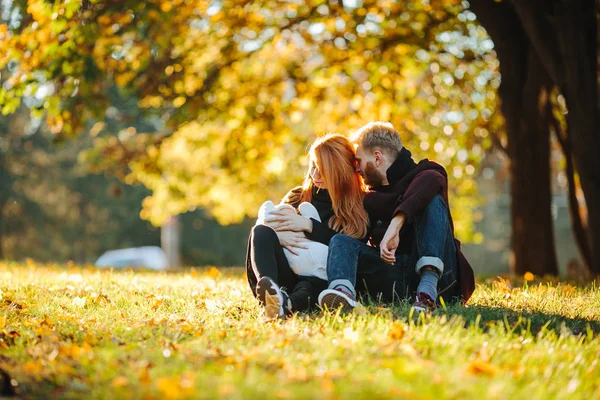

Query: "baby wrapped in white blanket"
(256, 201), (328, 281)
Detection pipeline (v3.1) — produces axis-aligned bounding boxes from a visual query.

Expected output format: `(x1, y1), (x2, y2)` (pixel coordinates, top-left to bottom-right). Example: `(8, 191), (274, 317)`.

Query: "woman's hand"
(265, 209), (312, 232)
(276, 231), (309, 256)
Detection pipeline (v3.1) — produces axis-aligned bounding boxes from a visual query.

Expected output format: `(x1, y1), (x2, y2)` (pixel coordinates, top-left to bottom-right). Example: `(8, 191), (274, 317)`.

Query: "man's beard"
(363, 161), (384, 187)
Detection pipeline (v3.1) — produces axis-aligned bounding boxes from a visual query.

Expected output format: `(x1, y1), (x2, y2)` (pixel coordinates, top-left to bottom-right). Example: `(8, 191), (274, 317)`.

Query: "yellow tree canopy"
(1, 0), (500, 241)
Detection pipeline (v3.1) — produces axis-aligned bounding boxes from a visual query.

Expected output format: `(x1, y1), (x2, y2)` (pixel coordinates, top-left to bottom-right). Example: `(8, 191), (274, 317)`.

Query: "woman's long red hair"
(295, 133), (369, 239)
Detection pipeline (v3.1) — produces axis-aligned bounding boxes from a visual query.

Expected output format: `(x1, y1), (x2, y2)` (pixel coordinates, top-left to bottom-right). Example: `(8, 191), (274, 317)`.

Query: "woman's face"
(309, 155), (326, 189)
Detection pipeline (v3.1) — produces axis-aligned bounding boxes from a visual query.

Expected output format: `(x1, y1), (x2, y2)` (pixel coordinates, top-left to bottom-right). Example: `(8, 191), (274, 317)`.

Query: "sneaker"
(318, 286), (357, 313)
(413, 292), (437, 313)
(256, 276), (292, 319)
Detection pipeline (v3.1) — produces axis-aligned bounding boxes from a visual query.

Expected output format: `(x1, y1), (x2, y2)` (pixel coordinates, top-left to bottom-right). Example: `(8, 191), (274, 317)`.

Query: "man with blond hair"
(318, 122), (474, 312)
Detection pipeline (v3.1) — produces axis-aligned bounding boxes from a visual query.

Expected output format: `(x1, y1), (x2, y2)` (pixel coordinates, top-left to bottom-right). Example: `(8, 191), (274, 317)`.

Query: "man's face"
(355, 146), (385, 187)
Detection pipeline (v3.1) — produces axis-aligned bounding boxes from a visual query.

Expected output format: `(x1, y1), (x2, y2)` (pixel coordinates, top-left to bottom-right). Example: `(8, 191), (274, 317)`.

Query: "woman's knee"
(252, 224), (277, 240)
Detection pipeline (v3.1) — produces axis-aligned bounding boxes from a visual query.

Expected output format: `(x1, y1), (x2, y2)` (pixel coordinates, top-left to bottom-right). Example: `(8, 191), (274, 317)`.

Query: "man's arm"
(394, 170), (446, 222)
(380, 212), (406, 264)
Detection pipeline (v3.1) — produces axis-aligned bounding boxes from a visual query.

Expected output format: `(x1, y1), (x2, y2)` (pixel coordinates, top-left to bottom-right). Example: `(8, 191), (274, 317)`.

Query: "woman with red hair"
(246, 133), (369, 319)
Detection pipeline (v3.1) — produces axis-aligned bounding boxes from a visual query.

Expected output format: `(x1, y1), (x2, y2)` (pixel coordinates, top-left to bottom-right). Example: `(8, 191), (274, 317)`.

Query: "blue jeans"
(326, 195), (460, 303)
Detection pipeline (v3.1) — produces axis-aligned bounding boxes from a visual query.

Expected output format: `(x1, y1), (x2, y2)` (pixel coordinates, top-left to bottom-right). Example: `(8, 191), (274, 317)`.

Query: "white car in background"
(94, 246), (169, 271)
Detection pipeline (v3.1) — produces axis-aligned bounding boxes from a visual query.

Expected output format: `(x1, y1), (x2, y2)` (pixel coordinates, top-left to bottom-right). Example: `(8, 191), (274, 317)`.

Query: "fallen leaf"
(466, 347), (500, 376)
(466, 359), (501, 376)
(205, 267), (221, 279)
(388, 322), (406, 340)
(42, 315), (54, 327)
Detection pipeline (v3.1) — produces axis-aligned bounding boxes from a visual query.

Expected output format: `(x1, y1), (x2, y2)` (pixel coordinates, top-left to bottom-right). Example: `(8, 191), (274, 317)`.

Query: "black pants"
(245, 224), (327, 312)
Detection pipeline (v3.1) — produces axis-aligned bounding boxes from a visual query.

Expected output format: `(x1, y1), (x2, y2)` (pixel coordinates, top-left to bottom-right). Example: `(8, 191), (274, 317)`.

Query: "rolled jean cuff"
(328, 279), (356, 296)
(415, 256), (444, 275)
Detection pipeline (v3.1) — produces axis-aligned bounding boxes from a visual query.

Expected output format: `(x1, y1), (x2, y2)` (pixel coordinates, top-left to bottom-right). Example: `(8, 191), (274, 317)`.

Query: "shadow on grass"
(445, 304), (600, 336)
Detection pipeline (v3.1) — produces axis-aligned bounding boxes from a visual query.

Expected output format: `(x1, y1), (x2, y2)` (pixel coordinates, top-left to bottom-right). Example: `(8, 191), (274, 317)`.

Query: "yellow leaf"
(466, 347), (499, 376)
(523, 272), (535, 281)
(0, 314), (6, 329)
(157, 374), (194, 399)
(205, 267), (221, 279)
(22, 360), (44, 374)
(173, 96), (186, 108)
(112, 376), (129, 388)
(43, 315), (54, 327)
(466, 359), (500, 376)
(388, 321), (406, 340)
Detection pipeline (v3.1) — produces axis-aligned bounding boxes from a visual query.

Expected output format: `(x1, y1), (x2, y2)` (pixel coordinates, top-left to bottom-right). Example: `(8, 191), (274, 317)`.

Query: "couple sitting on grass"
(246, 122), (475, 319)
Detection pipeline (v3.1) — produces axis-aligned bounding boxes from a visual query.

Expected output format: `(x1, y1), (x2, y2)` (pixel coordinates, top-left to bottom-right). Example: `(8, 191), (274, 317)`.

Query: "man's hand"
(380, 213), (406, 264)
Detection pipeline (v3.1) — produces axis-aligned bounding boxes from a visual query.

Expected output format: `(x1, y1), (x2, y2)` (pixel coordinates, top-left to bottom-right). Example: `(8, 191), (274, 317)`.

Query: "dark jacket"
(363, 148), (475, 302)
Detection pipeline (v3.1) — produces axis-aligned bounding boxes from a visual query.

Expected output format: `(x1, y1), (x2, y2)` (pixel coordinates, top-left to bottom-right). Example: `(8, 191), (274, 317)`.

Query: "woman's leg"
(249, 224), (298, 291)
(291, 276), (328, 312)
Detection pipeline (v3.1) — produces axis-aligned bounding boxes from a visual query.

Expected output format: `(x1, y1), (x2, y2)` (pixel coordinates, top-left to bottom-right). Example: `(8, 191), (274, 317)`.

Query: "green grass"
(1, 261), (599, 399)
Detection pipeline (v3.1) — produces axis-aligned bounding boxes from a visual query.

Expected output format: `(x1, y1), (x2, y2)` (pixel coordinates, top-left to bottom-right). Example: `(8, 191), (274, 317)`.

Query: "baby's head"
(277, 204), (297, 215)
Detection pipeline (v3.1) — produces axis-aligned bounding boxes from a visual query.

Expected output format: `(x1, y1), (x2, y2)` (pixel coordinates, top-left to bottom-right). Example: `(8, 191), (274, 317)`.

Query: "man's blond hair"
(351, 122), (403, 157)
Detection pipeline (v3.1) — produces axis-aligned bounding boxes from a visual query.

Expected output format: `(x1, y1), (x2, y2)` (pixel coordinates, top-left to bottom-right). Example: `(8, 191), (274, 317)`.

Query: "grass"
(1, 261), (599, 399)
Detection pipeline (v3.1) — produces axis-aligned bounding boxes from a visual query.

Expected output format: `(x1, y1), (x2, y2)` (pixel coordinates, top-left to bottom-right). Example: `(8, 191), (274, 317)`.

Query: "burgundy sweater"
(364, 148), (475, 302)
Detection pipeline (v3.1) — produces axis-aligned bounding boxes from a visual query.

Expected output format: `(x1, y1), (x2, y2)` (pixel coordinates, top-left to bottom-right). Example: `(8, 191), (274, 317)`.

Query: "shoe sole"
(319, 292), (355, 313)
(256, 277), (284, 319)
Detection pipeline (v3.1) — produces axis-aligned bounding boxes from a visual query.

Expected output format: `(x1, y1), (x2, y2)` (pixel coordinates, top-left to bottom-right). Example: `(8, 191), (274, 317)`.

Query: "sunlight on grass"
(1, 262), (599, 399)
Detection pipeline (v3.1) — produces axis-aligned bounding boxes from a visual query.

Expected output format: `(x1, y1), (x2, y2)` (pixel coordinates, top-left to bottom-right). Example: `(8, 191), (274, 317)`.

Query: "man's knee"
(427, 194), (447, 211)
(416, 194), (448, 223)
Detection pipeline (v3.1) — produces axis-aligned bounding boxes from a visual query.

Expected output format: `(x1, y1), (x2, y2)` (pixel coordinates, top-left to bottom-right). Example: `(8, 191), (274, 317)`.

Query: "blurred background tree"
(0, 91), (252, 265)
(0, 0), (595, 276)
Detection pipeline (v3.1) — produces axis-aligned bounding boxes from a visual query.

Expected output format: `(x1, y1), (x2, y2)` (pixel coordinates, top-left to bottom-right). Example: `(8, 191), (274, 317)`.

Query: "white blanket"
(256, 201), (328, 280)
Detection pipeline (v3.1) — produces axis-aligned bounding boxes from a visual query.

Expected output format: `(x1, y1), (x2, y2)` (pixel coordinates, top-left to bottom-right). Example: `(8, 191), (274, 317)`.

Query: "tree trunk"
(554, 0), (600, 276)
(161, 215), (181, 269)
(508, 0), (600, 276)
(507, 57), (558, 276)
(470, 0), (559, 275)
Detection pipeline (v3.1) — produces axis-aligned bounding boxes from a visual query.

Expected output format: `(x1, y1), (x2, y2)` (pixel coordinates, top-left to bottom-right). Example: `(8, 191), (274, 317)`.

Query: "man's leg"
(319, 234), (410, 310)
(355, 252), (411, 304)
(412, 194), (460, 308)
(292, 276), (328, 312)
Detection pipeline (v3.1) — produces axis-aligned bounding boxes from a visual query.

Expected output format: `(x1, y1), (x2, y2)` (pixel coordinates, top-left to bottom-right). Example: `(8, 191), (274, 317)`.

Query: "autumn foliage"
(1, 1), (499, 242)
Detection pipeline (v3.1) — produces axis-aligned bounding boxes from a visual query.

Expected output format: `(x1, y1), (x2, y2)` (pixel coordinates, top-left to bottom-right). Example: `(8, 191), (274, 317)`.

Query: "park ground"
(0, 261), (599, 399)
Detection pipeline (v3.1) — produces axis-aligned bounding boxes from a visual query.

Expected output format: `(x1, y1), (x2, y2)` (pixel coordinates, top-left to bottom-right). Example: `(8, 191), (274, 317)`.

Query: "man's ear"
(373, 150), (384, 167)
